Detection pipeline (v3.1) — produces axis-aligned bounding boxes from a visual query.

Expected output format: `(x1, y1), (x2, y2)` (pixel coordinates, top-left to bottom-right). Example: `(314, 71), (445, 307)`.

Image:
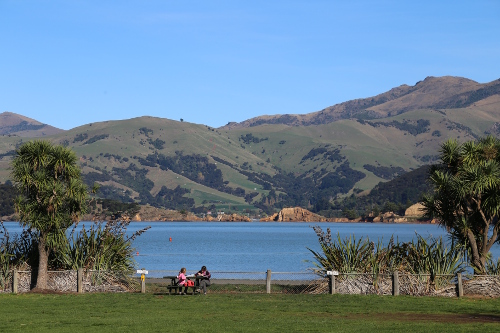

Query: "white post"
(266, 269), (271, 294)
(77, 268), (83, 293)
(12, 269), (18, 294)
(457, 272), (463, 297)
(393, 271), (399, 296)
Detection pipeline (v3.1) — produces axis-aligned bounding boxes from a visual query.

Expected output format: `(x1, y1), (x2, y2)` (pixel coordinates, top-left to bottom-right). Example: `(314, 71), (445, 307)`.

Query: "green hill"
(0, 76), (498, 216)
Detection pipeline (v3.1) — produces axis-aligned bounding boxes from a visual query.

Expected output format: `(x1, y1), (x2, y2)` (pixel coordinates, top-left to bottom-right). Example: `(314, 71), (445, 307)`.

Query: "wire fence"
(1, 270), (141, 293)
(2, 269), (500, 297)
(142, 270), (320, 294)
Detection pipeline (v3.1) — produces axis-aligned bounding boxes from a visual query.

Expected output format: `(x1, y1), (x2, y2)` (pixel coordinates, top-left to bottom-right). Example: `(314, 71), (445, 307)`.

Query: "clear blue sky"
(1, 1), (499, 130)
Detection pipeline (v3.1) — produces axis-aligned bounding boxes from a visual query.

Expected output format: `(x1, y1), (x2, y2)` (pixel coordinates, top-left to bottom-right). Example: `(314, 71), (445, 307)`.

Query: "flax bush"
(0, 223), (38, 289)
(309, 226), (465, 285)
(56, 221), (149, 272)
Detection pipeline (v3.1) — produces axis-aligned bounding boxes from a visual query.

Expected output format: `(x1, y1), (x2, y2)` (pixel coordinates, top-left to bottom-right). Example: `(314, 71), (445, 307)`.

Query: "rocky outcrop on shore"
(372, 212), (408, 223)
(260, 207), (335, 222)
(404, 203), (425, 217)
(371, 203), (429, 223)
(260, 206), (433, 223)
(0, 213), (17, 222)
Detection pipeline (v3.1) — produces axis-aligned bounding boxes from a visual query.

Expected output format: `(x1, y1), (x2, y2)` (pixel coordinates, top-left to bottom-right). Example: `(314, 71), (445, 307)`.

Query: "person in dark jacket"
(195, 265), (211, 294)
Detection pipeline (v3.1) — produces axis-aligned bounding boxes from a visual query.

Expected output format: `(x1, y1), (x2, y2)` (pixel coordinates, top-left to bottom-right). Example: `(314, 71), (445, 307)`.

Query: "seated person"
(177, 267), (189, 294)
(195, 265), (211, 294)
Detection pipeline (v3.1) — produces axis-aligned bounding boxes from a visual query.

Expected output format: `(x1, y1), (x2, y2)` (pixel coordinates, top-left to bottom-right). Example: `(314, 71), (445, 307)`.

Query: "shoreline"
(1, 219), (433, 225)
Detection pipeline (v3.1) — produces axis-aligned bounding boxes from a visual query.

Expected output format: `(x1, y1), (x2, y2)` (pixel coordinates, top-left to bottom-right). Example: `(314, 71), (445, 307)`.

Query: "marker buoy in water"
(136, 252), (139, 256)
(169, 237), (172, 242)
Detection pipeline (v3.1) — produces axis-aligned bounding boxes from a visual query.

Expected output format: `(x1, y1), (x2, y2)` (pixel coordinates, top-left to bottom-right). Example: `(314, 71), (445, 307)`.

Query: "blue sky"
(1, 1), (499, 130)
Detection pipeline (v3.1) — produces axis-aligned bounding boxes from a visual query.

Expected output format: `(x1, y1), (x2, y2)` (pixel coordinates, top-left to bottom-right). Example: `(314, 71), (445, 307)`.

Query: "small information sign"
(326, 271), (339, 276)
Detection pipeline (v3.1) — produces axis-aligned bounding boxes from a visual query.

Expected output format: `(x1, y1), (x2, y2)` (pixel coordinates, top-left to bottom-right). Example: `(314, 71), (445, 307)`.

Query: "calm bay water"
(3, 221), (499, 273)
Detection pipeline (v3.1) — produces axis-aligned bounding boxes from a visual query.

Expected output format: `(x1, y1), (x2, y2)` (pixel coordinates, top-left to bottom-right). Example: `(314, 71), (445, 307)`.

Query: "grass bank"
(1, 293), (499, 332)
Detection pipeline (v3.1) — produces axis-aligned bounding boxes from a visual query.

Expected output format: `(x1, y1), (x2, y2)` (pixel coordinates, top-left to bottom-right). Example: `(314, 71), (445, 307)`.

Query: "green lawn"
(1, 293), (499, 332)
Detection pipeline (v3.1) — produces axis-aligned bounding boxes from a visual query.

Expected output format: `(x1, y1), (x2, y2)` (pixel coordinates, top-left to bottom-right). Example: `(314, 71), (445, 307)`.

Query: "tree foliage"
(422, 136), (500, 273)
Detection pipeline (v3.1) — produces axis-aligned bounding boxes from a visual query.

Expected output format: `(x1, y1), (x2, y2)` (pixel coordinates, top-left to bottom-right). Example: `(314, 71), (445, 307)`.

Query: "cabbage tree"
(422, 136), (500, 273)
(11, 141), (88, 289)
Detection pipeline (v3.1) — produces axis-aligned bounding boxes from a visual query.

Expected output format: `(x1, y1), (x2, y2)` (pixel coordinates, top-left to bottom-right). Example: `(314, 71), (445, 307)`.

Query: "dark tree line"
(141, 152), (246, 198)
(97, 199), (140, 217)
(83, 134), (109, 145)
(300, 147), (343, 164)
(0, 182), (17, 216)
(363, 164), (405, 180)
(316, 165), (433, 218)
(357, 119), (430, 136)
(239, 133), (268, 144)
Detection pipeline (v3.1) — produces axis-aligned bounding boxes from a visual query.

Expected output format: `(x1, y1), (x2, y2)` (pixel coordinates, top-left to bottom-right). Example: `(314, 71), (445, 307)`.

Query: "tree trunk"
(467, 229), (485, 274)
(35, 237), (49, 290)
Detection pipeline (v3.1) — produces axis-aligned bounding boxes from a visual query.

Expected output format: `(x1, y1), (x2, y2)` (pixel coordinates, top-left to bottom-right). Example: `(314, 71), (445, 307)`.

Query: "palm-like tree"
(11, 141), (88, 289)
(422, 136), (500, 274)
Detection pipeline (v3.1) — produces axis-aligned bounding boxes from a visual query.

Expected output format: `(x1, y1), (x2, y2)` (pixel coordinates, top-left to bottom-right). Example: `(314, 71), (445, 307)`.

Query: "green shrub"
(309, 226), (465, 285)
(57, 221), (149, 272)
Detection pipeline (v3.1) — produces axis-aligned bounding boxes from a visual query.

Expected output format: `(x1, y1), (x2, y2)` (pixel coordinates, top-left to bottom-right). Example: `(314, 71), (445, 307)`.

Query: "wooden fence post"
(77, 268), (83, 293)
(329, 275), (336, 294)
(457, 272), (463, 297)
(392, 271), (399, 296)
(12, 269), (18, 294)
(266, 269), (271, 294)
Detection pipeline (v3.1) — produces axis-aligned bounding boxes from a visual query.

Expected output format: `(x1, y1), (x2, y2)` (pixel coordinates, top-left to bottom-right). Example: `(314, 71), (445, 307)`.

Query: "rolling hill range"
(0, 112), (63, 137)
(0, 76), (499, 216)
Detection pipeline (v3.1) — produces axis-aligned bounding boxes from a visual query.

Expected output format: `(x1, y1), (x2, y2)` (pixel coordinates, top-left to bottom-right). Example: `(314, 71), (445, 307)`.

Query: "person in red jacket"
(195, 266), (211, 295)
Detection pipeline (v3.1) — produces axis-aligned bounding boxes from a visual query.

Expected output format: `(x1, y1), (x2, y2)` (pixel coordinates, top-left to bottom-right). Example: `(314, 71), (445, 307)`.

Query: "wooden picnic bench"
(164, 276), (202, 295)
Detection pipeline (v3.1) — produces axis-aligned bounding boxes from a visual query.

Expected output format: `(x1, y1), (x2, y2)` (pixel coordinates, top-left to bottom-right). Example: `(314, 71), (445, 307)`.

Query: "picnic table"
(163, 275), (206, 295)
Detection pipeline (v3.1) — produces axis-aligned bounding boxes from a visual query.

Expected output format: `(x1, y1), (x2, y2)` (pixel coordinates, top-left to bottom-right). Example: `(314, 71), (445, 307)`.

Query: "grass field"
(1, 293), (499, 332)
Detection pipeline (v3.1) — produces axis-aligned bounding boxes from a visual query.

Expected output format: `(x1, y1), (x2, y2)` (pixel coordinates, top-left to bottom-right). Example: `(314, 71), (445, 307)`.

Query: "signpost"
(137, 269), (148, 293)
